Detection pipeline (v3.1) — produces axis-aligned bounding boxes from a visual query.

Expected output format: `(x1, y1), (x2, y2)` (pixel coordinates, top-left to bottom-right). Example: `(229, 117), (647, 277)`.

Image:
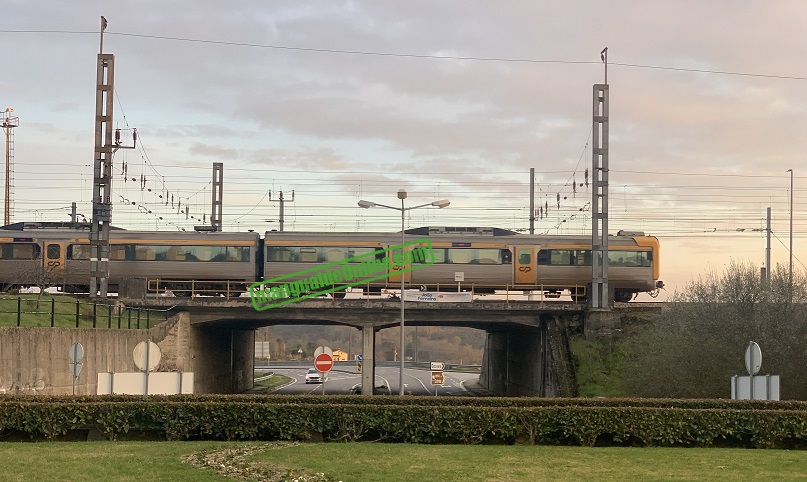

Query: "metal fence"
(0, 296), (173, 329)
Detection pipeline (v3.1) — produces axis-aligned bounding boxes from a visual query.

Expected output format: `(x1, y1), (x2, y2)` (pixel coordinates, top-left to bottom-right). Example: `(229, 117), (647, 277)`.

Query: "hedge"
(1, 396), (806, 447)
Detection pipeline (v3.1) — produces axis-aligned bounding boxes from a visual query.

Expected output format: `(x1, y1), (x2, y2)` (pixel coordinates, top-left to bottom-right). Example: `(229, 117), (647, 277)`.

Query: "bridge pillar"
(360, 326), (376, 395)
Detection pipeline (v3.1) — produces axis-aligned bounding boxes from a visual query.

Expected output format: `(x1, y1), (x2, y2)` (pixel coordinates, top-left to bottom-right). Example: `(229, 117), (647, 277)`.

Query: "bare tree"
(621, 261), (807, 399)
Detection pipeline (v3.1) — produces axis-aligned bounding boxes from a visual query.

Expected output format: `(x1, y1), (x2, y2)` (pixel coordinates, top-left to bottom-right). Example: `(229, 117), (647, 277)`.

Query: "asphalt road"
(255, 364), (481, 396)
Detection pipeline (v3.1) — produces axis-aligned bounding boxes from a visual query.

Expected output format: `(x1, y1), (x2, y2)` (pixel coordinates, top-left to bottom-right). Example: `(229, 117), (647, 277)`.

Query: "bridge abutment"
(478, 314), (577, 397)
(189, 323), (254, 394)
(584, 309), (622, 341)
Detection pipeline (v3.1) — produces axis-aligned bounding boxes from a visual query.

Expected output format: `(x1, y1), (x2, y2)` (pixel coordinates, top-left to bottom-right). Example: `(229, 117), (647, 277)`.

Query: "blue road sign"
(357, 354), (363, 361)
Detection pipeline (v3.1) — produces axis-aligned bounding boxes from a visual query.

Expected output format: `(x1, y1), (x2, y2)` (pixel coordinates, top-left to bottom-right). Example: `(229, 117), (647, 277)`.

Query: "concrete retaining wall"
(0, 312), (253, 395)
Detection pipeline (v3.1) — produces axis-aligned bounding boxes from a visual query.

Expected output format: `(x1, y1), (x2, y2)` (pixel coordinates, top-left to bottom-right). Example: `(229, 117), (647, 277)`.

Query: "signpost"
(314, 346), (333, 395)
(133, 340), (161, 395)
(731, 341), (779, 400)
(69, 343), (84, 395)
(455, 272), (464, 292)
(745, 341), (762, 376)
(430, 360), (444, 396)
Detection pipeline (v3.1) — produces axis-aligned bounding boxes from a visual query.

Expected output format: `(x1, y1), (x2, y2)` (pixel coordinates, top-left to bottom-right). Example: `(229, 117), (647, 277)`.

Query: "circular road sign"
(133, 341), (162, 372)
(69, 343), (85, 363)
(745, 341), (762, 376)
(315, 353), (334, 373)
(314, 346), (333, 358)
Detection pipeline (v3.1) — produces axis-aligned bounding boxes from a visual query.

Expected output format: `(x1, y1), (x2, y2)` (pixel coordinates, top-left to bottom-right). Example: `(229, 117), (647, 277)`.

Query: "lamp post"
(788, 169), (794, 303)
(358, 191), (449, 395)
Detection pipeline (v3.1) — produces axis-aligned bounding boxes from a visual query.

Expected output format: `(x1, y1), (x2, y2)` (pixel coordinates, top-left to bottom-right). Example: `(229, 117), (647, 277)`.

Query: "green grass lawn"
(253, 372), (294, 390)
(0, 294), (163, 328)
(1, 441), (806, 481)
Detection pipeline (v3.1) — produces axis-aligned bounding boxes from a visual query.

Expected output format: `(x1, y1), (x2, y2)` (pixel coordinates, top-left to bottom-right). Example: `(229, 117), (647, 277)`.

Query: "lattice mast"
(211, 162), (223, 231)
(2, 108), (19, 226)
(90, 17), (135, 297)
(591, 48), (610, 309)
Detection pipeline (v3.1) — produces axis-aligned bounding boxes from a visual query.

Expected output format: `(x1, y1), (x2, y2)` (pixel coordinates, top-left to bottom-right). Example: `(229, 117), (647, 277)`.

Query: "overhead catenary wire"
(1, 29), (804, 241)
(5, 28), (807, 81)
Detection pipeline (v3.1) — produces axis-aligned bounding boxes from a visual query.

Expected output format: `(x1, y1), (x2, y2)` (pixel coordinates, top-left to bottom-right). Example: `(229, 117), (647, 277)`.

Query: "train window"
(267, 247), (296, 262)
(518, 249), (531, 265)
(110, 245), (126, 261)
(47, 244), (61, 259)
(442, 248), (504, 265)
(502, 249), (512, 264)
(542, 250), (591, 266)
(324, 248), (345, 263)
(347, 247), (378, 263)
(549, 250), (573, 265)
(426, 249), (446, 263)
(405, 245), (436, 264)
(299, 248), (319, 263)
(267, 246), (380, 263)
(227, 247), (250, 262)
(537, 249), (652, 267)
(0, 242), (41, 260)
(608, 251), (651, 267)
(447, 248), (472, 264)
(135, 246), (157, 261)
(68, 244), (92, 260)
(111, 244), (250, 262)
(476, 249), (502, 264)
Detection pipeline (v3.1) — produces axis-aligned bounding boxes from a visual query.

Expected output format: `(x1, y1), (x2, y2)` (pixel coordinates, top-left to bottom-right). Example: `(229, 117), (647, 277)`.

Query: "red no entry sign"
(315, 353), (334, 373)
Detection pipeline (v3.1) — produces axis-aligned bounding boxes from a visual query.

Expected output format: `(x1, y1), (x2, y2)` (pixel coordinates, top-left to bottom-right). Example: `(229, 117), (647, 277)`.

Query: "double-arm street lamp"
(358, 190), (450, 395)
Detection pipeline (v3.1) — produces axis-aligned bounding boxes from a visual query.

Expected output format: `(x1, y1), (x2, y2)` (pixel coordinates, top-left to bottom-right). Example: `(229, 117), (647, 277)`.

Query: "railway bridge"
(119, 296), (656, 396)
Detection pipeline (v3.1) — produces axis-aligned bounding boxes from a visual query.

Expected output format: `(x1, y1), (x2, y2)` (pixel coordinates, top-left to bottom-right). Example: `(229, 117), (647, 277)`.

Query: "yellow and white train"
(0, 223), (662, 302)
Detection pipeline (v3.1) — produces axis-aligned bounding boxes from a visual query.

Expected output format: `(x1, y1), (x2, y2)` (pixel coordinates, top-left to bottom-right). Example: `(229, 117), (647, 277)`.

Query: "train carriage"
(0, 223), (260, 295)
(262, 227), (663, 301)
(1, 222), (661, 302)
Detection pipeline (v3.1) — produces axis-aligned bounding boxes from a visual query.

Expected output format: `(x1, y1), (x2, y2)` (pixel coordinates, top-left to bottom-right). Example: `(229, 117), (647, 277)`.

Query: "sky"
(1, 1), (806, 299)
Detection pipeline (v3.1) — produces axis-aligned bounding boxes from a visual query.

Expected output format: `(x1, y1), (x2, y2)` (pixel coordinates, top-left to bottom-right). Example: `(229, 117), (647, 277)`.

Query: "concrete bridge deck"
(121, 296), (661, 330)
(106, 297), (661, 397)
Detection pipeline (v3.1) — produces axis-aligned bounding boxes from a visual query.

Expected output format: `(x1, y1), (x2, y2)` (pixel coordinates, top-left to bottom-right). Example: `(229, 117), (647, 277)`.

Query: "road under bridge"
(118, 297), (657, 396)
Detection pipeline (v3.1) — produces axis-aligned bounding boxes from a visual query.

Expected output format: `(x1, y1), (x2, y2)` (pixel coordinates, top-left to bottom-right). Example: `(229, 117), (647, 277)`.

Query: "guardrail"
(0, 295), (173, 329)
(147, 279), (249, 298)
(144, 278), (586, 304)
(246, 280), (587, 305)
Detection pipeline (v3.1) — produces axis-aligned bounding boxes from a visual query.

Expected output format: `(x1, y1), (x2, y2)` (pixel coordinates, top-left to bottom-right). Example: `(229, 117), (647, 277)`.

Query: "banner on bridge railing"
(403, 291), (472, 303)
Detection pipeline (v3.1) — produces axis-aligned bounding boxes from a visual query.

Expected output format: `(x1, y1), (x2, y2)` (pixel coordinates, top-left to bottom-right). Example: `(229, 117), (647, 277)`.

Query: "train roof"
(261, 228), (657, 247)
(0, 221), (125, 231)
(264, 226), (653, 238)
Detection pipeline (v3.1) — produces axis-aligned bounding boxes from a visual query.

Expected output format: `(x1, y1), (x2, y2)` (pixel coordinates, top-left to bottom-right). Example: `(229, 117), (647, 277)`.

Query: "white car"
(305, 368), (323, 384)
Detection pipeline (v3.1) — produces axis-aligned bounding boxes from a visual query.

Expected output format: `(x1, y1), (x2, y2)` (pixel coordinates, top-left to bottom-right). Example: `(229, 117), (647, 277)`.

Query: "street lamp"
(358, 190), (450, 395)
(788, 169), (794, 303)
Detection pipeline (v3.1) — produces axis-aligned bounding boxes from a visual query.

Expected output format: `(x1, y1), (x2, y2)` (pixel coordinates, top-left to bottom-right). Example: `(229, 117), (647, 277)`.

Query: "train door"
(44, 241), (66, 280)
(385, 244), (412, 288)
(514, 246), (537, 286)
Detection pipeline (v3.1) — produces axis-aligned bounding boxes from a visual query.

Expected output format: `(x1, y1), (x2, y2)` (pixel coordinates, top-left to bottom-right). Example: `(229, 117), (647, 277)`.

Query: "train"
(0, 222), (663, 302)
